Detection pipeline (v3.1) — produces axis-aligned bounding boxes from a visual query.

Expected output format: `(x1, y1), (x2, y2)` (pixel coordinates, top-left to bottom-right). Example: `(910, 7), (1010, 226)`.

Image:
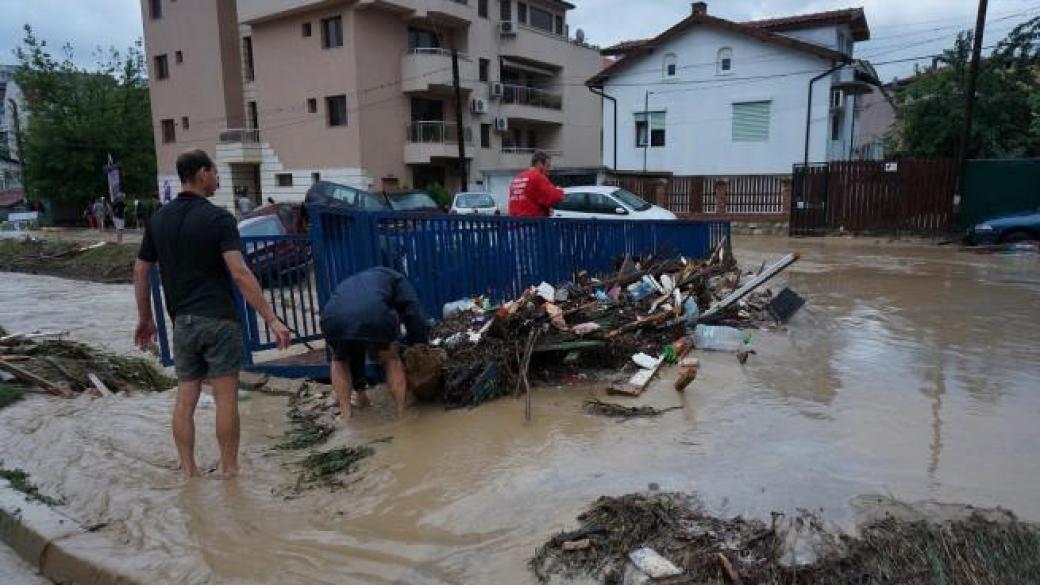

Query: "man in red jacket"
(508, 151), (565, 217)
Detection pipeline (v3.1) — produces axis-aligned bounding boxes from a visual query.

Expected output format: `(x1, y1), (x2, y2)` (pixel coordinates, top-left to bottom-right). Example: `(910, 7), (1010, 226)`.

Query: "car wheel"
(999, 229), (1037, 243)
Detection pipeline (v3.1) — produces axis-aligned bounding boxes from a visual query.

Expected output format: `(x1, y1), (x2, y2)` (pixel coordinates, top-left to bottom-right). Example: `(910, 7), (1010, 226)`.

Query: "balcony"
(498, 147), (562, 168)
(499, 83), (565, 124)
(216, 128), (262, 163)
(404, 121), (473, 164)
(401, 49), (477, 95)
(358, 0), (471, 25)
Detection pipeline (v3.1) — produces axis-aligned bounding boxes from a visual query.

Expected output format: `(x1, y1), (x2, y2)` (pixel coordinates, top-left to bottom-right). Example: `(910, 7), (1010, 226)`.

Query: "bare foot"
(351, 391), (371, 409)
(177, 463), (201, 479)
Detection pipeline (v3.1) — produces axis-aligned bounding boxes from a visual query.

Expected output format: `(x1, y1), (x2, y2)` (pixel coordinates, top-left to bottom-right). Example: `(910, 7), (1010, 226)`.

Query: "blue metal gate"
(152, 208), (729, 378)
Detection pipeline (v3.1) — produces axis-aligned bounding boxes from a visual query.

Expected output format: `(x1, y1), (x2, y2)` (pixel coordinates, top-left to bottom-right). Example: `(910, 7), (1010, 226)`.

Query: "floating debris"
(583, 399), (681, 419)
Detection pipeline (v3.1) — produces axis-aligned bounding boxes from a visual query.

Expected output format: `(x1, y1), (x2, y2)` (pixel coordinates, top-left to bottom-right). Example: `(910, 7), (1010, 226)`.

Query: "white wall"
(601, 25), (845, 175)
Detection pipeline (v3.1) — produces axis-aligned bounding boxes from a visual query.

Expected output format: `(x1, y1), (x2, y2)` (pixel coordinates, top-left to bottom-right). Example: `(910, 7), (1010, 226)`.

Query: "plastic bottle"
(693, 324), (750, 352)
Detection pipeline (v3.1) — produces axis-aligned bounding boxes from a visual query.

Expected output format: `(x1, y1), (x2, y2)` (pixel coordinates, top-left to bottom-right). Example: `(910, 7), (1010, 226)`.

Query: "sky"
(1, 0), (1038, 81)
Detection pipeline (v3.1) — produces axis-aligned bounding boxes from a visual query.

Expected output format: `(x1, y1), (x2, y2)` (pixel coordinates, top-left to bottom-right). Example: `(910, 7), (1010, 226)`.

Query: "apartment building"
(141, 0), (603, 210)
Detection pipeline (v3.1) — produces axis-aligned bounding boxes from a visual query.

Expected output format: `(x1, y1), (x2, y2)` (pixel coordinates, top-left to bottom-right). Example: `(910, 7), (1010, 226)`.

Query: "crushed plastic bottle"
(682, 297), (700, 329)
(693, 324), (751, 352)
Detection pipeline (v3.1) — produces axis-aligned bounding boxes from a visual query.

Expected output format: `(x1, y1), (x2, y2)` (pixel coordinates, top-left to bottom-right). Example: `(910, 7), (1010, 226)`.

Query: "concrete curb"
(0, 484), (148, 585)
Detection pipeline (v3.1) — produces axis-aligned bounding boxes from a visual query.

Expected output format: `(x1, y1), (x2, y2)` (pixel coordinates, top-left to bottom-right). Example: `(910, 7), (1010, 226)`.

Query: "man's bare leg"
(330, 359), (353, 419)
(209, 372), (241, 477)
(173, 380), (202, 478)
(379, 349), (408, 417)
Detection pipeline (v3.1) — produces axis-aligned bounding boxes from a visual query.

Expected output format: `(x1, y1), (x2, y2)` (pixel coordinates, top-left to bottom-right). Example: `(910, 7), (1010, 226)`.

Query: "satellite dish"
(576, 28), (586, 43)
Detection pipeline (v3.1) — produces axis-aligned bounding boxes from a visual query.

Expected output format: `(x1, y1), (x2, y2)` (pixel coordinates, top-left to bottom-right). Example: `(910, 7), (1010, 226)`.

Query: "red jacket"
(508, 168), (564, 217)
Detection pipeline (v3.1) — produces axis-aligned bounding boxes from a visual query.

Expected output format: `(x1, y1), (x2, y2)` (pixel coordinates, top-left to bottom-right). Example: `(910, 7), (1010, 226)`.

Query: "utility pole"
(957, 0), (988, 190)
(642, 90), (650, 172)
(8, 99), (25, 192)
(451, 48), (468, 192)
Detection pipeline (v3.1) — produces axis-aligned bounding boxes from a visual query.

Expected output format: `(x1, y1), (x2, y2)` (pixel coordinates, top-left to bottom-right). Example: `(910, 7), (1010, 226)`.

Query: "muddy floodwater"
(1, 237), (1039, 584)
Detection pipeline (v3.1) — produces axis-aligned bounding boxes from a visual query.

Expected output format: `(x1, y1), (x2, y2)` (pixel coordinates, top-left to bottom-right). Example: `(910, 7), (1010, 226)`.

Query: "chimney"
(692, 2), (707, 15)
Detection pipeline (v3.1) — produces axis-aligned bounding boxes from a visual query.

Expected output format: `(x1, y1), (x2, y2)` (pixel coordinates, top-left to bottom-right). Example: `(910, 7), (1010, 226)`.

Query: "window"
(518, 2), (527, 24)
(175, 50), (183, 64)
(831, 111), (842, 141)
(479, 58), (489, 82)
(149, 0), (162, 19)
(302, 22), (312, 37)
(837, 32), (847, 54)
(556, 192), (587, 212)
(555, 15), (564, 35)
(248, 101), (259, 129)
(481, 124), (491, 148)
(634, 111), (665, 147)
(276, 173), (294, 187)
(161, 119), (175, 143)
(588, 193), (621, 214)
(311, 172), (321, 183)
(153, 54), (169, 80)
(181, 116), (189, 131)
(243, 36), (254, 81)
(663, 53), (677, 79)
(327, 95), (347, 126)
(322, 16), (343, 49)
(529, 6), (553, 32)
(732, 101), (771, 142)
(500, 0), (511, 21)
(478, 0), (488, 17)
(717, 47), (732, 74)
(407, 27), (440, 50)
(307, 98), (317, 113)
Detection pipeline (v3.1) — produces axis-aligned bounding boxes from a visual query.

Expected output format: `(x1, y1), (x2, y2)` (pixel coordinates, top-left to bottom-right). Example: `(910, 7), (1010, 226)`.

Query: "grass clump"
(0, 383), (25, 409)
(0, 464), (62, 506)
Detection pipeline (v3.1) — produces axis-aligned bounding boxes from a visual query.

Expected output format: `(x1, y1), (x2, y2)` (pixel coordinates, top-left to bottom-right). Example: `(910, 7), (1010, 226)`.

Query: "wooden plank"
(701, 253), (799, 319)
(0, 361), (71, 397)
(87, 373), (114, 397)
(607, 354), (664, 397)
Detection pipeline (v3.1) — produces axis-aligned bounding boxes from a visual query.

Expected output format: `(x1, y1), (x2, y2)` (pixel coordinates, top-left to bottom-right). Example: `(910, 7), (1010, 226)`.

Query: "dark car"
(966, 210), (1040, 245)
(238, 214), (310, 284)
(243, 202), (305, 233)
(304, 180), (389, 211)
(384, 191), (443, 214)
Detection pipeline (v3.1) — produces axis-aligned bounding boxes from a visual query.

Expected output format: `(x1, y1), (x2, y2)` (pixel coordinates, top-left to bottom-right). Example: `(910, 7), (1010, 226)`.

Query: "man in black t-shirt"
(133, 149), (291, 479)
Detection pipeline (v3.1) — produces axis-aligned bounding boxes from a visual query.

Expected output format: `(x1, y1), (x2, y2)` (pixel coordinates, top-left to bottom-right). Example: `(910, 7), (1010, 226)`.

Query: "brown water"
(1, 237), (1039, 584)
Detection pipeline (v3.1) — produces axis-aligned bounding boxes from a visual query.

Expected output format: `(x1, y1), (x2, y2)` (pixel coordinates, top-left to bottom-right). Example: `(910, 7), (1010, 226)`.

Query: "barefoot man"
(132, 149), (291, 478)
(320, 267), (428, 419)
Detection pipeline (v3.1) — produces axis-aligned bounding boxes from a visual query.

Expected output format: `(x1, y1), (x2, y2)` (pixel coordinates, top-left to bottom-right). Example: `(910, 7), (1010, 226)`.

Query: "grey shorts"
(172, 315), (245, 381)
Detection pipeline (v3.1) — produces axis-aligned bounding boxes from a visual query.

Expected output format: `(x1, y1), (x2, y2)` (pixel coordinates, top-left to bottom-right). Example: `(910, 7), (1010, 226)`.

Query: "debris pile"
(0, 238), (137, 284)
(531, 492), (1040, 585)
(0, 326), (173, 398)
(419, 240), (800, 408)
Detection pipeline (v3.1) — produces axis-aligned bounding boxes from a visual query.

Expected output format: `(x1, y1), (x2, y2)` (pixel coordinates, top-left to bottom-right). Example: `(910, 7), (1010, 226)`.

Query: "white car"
(450, 192), (500, 215)
(552, 186), (677, 221)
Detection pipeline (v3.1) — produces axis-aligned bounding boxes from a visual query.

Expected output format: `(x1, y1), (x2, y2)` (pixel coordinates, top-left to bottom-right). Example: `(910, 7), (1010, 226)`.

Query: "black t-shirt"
(112, 200), (126, 219)
(138, 192), (242, 321)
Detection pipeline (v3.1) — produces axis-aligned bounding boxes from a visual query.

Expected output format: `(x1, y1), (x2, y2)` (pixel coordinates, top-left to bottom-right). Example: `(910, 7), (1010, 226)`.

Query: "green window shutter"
(732, 101), (770, 142)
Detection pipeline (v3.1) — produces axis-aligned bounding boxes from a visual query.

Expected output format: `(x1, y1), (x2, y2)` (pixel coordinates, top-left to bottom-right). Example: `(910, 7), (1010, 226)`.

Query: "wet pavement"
(1, 236), (1039, 584)
(0, 544), (52, 585)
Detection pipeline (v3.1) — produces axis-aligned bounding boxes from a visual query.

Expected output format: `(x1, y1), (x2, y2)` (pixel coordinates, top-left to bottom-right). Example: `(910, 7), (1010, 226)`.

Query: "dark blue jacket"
(320, 267), (428, 345)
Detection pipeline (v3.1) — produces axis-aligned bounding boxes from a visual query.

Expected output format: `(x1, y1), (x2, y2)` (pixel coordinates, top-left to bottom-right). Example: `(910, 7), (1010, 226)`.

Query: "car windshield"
(611, 188), (652, 211)
(239, 216), (284, 237)
(360, 193), (391, 210)
(456, 193), (495, 208)
(389, 193), (439, 211)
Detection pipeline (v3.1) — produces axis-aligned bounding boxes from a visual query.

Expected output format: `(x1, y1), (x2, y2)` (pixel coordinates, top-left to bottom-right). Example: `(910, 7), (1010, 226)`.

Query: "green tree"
(889, 16), (1040, 158)
(13, 25), (156, 207)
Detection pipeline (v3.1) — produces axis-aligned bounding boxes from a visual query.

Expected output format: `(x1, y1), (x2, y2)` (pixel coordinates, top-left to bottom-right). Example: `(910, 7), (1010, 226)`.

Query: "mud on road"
(0, 236), (1039, 584)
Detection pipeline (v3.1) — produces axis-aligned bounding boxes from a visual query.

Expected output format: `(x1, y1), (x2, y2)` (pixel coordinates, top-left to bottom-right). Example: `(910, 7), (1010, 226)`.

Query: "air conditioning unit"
(471, 98), (489, 115)
(494, 116), (509, 132)
(499, 21), (516, 36)
(490, 82), (504, 99)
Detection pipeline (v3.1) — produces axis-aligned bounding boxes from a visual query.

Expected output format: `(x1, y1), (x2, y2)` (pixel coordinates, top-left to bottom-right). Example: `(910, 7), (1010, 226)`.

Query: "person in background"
(84, 202), (96, 229)
(135, 199), (146, 230)
(507, 150), (565, 217)
(93, 198), (107, 231)
(133, 149), (291, 479)
(236, 191), (254, 219)
(112, 192), (127, 243)
(319, 267), (428, 420)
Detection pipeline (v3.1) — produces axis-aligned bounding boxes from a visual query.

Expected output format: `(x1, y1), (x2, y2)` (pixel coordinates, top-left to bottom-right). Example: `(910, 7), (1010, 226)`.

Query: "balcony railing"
(406, 121), (472, 144)
(405, 47), (471, 60)
(501, 147), (562, 156)
(219, 128), (261, 144)
(500, 83), (562, 110)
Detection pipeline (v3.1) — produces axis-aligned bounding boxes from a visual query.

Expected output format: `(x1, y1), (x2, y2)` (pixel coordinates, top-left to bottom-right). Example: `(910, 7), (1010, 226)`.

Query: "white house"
(588, 3), (878, 175)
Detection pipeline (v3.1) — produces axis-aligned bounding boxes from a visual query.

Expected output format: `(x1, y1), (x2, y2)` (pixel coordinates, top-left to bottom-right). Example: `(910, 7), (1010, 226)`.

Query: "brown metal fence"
(605, 172), (790, 218)
(790, 159), (957, 235)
